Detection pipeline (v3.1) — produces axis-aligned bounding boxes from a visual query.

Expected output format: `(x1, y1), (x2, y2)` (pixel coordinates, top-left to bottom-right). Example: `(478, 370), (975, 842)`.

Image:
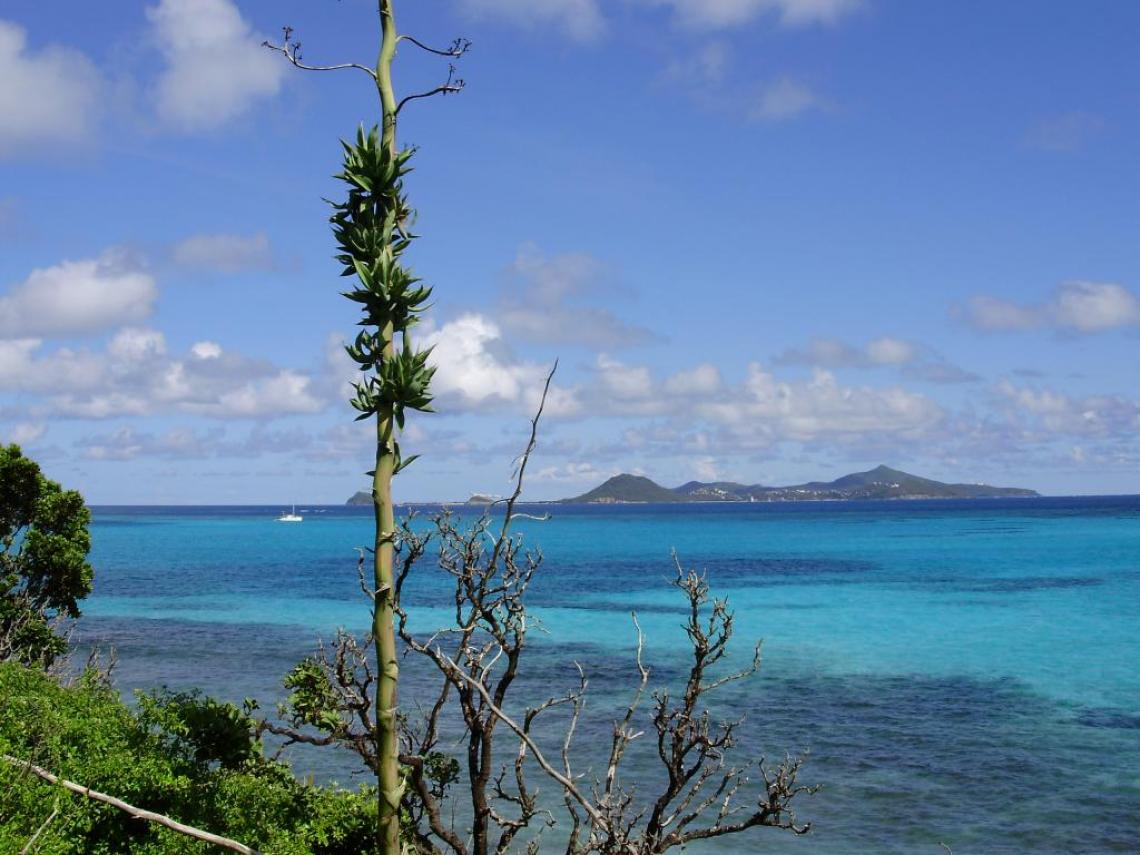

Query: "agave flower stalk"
(334, 3), (436, 849)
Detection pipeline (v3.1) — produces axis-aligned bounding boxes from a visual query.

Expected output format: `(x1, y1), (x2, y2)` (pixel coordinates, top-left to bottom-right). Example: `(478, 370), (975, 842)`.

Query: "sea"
(76, 497), (1140, 853)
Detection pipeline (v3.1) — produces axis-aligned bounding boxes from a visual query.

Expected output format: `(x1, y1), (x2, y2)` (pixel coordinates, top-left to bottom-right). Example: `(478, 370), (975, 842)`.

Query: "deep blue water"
(77, 498), (1140, 853)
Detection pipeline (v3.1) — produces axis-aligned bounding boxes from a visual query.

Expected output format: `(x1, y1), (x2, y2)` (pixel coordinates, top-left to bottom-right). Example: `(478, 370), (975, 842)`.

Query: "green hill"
(563, 465), (1038, 503)
(564, 474), (681, 503)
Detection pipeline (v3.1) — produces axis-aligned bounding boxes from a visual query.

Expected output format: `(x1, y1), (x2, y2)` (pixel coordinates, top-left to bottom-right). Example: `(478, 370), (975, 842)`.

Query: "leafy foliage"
(0, 444), (93, 667)
(0, 662), (378, 854)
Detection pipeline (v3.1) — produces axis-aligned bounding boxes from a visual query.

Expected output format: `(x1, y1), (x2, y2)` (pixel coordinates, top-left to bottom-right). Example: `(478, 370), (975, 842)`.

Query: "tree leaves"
(0, 444), (93, 667)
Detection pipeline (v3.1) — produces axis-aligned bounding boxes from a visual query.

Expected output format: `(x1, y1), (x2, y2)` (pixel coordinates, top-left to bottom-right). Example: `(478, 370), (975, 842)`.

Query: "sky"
(1, 0), (1138, 503)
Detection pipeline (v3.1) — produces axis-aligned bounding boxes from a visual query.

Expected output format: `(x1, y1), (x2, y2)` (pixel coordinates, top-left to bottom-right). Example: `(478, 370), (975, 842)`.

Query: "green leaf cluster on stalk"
(334, 126), (435, 466)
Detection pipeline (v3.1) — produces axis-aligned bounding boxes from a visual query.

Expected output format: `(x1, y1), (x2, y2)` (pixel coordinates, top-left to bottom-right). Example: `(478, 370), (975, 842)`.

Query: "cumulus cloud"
(996, 380), (1140, 438)
(171, 232), (274, 272)
(750, 77), (825, 121)
(663, 363), (722, 395)
(960, 295), (1041, 331)
(961, 281), (1140, 333)
(776, 336), (979, 385)
(865, 337), (916, 366)
(76, 424), (321, 461)
(424, 313), (580, 415)
(569, 345), (945, 446)
(191, 341), (223, 360)
(0, 20), (103, 157)
(0, 250), (156, 338)
(1051, 282), (1140, 331)
(698, 365), (944, 442)
(456, 0), (605, 42)
(497, 247), (655, 349)
(108, 327), (167, 362)
(654, 0), (863, 30)
(596, 354), (654, 400)
(147, 0), (286, 131)
(0, 338), (105, 393)
(0, 331), (324, 419)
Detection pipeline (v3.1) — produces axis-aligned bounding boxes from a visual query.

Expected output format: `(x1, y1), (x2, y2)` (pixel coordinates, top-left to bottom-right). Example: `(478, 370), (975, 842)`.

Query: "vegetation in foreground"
(0, 661), (376, 854)
(1, 3), (813, 851)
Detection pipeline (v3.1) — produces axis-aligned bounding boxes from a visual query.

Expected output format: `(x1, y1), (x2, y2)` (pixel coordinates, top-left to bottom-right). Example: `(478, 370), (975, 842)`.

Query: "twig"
(396, 64), (466, 114)
(3, 756), (262, 855)
(263, 27), (377, 79)
(399, 35), (472, 58)
(20, 805), (58, 855)
(434, 651), (607, 830)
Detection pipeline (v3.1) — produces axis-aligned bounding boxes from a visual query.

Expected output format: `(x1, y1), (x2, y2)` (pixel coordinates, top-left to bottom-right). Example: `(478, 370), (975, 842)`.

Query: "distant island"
(345, 491), (501, 506)
(563, 465), (1039, 503)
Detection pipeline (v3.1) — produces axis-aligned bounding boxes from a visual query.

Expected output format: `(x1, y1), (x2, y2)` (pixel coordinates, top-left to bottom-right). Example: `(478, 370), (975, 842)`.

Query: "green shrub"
(0, 663), (377, 854)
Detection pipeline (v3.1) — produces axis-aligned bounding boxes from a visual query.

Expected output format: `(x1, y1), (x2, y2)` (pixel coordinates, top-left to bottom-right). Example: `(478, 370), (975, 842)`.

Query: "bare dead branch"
(399, 35), (472, 58)
(3, 755), (262, 854)
(435, 649), (606, 830)
(396, 63), (466, 114)
(263, 27), (377, 79)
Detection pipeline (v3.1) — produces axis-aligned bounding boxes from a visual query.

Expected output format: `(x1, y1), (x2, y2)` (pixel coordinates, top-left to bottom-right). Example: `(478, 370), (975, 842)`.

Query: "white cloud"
(498, 247), (655, 349)
(1051, 281), (1140, 332)
(682, 365), (942, 445)
(108, 327), (167, 362)
(191, 341), (223, 360)
(750, 77), (824, 121)
(0, 250), (156, 338)
(997, 380), (1140, 439)
(190, 370), (322, 418)
(1, 332), (325, 419)
(533, 461), (612, 483)
(0, 20), (103, 157)
(777, 337), (920, 368)
(664, 363), (722, 395)
(866, 337), (916, 366)
(147, 0), (286, 131)
(596, 354), (654, 400)
(76, 424), (317, 461)
(424, 313), (579, 415)
(0, 338), (105, 393)
(171, 232), (274, 272)
(962, 281), (1140, 333)
(961, 295), (1041, 331)
(655, 0), (862, 30)
(457, 0), (605, 42)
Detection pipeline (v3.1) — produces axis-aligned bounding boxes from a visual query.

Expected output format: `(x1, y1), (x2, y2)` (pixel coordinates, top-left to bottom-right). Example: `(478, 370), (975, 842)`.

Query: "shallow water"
(78, 498), (1140, 852)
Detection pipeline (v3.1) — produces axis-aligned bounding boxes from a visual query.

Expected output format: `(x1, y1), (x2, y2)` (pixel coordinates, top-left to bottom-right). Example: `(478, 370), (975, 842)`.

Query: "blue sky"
(1, 0), (1138, 503)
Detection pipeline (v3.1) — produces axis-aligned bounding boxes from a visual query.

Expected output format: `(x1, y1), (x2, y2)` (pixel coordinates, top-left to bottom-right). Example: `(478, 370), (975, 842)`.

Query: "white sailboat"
(276, 504), (303, 523)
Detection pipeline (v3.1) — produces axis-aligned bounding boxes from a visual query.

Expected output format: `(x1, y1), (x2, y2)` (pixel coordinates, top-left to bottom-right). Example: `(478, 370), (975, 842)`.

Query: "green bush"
(0, 663), (378, 854)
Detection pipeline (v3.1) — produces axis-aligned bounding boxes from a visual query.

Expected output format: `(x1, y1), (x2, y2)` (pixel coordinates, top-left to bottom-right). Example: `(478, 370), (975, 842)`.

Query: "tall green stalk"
(334, 2), (435, 848)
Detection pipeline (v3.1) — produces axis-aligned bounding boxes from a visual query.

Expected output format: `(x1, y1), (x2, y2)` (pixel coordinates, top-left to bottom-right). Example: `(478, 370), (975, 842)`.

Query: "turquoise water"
(79, 499), (1140, 853)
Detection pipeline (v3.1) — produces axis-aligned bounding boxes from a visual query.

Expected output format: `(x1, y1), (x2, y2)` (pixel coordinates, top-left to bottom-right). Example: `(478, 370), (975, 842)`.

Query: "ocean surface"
(76, 498), (1140, 853)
